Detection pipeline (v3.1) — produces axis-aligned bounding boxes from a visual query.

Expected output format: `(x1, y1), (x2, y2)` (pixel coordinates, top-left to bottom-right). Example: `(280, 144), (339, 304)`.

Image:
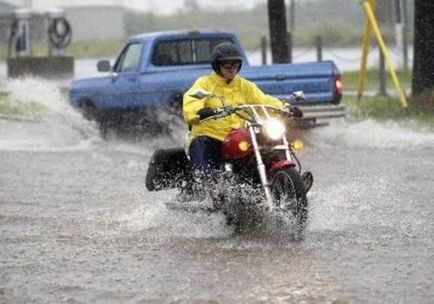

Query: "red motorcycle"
(146, 91), (313, 235)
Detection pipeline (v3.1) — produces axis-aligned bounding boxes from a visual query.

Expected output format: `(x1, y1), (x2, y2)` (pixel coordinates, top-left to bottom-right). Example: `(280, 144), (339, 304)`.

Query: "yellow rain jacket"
(183, 72), (284, 142)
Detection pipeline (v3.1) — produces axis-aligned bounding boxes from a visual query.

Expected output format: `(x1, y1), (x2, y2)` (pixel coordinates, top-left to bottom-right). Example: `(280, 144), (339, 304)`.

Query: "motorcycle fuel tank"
(221, 128), (253, 160)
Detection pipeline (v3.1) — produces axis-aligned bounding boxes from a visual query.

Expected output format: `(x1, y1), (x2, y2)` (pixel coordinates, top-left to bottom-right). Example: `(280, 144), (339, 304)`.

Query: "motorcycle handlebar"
(198, 104), (303, 123)
(198, 106), (234, 122)
(280, 91), (306, 104)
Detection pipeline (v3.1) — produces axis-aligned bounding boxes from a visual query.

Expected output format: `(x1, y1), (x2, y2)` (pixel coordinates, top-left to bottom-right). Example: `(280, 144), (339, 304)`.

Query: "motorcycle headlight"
(262, 117), (286, 140)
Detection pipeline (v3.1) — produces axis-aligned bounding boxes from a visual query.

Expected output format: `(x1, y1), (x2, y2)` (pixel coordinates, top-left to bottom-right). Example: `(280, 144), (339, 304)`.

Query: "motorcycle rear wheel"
(270, 167), (308, 236)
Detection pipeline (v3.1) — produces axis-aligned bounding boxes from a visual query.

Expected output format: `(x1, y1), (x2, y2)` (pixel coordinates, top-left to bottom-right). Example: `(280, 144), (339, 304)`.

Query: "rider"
(183, 42), (298, 195)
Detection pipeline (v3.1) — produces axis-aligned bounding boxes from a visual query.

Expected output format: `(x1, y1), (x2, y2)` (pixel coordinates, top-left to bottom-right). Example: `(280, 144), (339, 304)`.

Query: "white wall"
(65, 6), (125, 41)
(13, 0), (266, 15)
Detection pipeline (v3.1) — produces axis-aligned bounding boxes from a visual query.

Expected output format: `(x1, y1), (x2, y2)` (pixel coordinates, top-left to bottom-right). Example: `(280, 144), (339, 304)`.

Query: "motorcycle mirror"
(190, 90), (226, 106)
(292, 91), (306, 102)
(189, 90), (213, 100)
(280, 91), (306, 104)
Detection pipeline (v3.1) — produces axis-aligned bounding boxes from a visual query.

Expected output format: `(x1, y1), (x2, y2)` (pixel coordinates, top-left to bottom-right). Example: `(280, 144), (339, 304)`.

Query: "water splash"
(0, 77), (187, 152)
(308, 172), (399, 234)
(103, 191), (233, 239)
(310, 118), (434, 150)
(0, 77), (101, 151)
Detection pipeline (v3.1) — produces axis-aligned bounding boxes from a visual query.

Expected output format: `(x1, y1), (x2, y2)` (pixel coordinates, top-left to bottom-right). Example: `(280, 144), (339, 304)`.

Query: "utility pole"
(267, 0), (290, 64)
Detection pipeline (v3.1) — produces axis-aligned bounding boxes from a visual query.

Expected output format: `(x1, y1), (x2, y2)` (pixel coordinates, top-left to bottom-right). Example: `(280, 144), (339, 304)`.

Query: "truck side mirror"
(97, 60), (111, 72)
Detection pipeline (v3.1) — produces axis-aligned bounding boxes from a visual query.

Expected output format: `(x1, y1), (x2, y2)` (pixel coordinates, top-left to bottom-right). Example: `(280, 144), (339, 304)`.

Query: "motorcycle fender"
(267, 160), (295, 177)
(145, 147), (192, 191)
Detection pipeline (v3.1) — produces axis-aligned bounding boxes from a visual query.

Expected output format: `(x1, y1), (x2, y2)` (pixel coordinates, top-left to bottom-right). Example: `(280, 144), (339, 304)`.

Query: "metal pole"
(363, 1), (408, 108)
(357, 0), (377, 101)
(402, 0), (408, 71)
(316, 35), (323, 61)
(379, 47), (387, 95)
(288, 31), (292, 63)
(260, 36), (267, 65)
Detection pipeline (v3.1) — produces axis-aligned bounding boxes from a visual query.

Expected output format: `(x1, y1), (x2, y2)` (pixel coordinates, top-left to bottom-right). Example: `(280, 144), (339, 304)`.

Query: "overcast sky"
(7, 0), (267, 15)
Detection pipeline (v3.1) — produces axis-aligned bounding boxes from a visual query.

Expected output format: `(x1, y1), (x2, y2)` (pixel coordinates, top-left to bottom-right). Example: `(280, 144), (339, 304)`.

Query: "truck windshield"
(113, 43), (142, 73)
(152, 37), (234, 66)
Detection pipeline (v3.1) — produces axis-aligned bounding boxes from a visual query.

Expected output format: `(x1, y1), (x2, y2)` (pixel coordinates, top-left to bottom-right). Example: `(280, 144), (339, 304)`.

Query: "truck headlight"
(262, 118), (286, 140)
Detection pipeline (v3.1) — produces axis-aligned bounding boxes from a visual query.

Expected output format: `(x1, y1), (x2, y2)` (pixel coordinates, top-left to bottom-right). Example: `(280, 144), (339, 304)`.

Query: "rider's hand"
(219, 105), (233, 113)
(285, 104), (304, 118)
(197, 107), (217, 120)
(291, 106), (303, 118)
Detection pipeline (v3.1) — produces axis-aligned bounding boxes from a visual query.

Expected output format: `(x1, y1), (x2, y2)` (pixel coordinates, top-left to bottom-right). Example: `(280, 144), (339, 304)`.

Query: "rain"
(0, 0), (433, 303)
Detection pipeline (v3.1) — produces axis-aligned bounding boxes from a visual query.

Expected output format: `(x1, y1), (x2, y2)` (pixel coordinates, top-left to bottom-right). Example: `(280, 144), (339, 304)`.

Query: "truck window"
(113, 43), (142, 73)
(152, 37), (234, 66)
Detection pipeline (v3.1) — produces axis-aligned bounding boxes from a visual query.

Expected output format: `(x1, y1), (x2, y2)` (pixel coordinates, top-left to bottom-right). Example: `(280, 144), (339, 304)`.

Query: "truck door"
(103, 43), (142, 108)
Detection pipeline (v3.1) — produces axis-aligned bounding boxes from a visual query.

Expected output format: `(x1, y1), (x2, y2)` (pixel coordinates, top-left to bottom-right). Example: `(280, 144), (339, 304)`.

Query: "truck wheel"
(98, 119), (110, 140)
(167, 92), (183, 117)
(77, 99), (97, 121)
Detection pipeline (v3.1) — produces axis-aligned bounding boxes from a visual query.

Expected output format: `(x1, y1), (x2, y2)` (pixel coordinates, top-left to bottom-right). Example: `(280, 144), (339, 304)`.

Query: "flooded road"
(0, 79), (433, 303)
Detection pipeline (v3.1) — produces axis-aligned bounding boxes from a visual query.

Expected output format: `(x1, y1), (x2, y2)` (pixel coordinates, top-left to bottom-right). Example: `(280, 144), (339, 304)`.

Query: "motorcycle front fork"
(247, 126), (274, 208)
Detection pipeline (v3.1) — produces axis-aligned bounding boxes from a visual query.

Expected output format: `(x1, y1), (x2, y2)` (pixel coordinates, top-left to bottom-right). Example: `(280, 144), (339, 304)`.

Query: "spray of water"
(89, 189), (234, 239)
(0, 77), (188, 153)
(115, 117), (434, 240)
(5, 78), (431, 240)
(0, 77), (101, 151)
(310, 118), (434, 150)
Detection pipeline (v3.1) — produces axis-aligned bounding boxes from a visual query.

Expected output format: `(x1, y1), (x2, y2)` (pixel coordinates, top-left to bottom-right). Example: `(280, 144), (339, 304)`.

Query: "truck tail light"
(335, 74), (343, 95)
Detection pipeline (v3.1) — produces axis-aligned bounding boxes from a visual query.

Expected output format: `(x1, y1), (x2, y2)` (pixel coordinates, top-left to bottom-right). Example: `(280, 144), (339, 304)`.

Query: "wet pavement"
(0, 80), (433, 303)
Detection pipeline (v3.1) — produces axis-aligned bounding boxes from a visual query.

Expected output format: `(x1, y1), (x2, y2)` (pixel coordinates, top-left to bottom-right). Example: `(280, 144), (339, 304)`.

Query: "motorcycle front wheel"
(270, 167), (308, 235)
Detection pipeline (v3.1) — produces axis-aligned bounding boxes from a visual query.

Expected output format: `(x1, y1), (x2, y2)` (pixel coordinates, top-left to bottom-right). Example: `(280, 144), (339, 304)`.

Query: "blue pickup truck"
(69, 30), (344, 132)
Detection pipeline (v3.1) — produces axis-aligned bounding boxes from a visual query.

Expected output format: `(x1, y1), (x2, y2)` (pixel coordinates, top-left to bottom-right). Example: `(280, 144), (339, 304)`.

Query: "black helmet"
(211, 42), (243, 73)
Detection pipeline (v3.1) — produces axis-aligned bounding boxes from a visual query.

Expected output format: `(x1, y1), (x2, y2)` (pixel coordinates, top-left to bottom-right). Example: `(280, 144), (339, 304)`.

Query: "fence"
(256, 35), (411, 95)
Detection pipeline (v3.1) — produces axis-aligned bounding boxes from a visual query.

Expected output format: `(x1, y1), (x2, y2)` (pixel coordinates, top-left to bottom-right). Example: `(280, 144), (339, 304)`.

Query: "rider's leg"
(188, 136), (223, 199)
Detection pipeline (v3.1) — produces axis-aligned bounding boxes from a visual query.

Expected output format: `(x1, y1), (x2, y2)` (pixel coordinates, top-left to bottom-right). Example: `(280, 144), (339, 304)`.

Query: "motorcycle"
(145, 91), (313, 235)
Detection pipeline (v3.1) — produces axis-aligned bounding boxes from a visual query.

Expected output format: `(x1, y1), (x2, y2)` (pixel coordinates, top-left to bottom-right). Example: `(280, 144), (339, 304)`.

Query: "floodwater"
(1, 78), (433, 303)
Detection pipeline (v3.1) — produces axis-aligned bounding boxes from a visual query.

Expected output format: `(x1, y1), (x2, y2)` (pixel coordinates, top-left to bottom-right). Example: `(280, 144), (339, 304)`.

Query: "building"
(65, 6), (125, 42)
(0, 1), (17, 44)
(0, 3), (125, 48)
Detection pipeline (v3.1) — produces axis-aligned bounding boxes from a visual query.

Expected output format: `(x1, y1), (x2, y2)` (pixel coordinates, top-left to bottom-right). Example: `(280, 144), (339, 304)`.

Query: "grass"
(64, 39), (126, 59)
(0, 92), (46, 116)
(341, 69), (434, 129)
(342, 68), (412, 92)
(0, 39), (126, 61)
(344, 94), (434, 129)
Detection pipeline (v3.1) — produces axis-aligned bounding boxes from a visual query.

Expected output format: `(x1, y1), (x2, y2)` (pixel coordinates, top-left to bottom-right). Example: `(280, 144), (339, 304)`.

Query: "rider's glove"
(285, 104), (304, 119)
(291, 106), (303, 118)
(197, 107), (217, 120)
(219, 105), (234, 114)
